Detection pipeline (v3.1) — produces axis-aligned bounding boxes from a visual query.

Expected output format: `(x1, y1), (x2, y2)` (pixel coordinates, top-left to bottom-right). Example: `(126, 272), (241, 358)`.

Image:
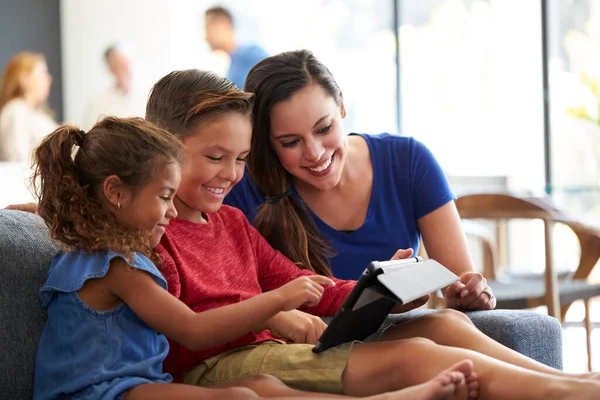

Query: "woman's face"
(269, 84), (347, 191)
(21, 60), (52, 106)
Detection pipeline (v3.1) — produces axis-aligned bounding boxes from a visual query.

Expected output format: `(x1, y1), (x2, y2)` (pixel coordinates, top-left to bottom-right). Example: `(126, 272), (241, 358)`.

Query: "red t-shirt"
(155, 205), (356, 381)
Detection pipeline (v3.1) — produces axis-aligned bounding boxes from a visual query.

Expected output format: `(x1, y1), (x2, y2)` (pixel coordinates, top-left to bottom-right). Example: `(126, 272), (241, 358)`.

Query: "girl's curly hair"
(32, 116), (181, 259)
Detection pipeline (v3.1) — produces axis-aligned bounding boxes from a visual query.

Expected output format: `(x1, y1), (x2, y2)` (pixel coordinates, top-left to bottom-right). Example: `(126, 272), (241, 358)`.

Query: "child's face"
(118, 161), (181, 247)
(176, 112), (252, 216)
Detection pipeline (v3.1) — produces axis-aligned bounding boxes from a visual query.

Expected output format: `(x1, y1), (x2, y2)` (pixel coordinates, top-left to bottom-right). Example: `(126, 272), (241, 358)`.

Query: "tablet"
(312, 257), (459, 353)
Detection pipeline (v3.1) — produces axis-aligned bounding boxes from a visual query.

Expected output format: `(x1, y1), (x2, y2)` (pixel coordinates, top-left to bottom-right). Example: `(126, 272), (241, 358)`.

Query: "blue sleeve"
(409, 138), (456, 219)
(254, 46), (268, 61)
(224, 170), (265, 222)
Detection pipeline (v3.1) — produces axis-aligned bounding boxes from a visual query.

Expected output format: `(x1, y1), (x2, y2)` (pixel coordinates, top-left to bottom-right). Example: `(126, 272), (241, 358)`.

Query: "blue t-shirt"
(34, 250), (171, 400)
(224, 133), (455, 280)
(228, 44), (268, 89)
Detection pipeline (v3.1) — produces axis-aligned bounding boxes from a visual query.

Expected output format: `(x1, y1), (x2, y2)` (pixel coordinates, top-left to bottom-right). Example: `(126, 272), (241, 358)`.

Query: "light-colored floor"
(563, 326), (599, 372)
(562, 297), (600, 373)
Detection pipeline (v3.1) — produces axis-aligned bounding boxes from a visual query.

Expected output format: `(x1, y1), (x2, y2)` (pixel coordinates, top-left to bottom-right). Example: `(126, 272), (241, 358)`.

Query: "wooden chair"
(454, 193), (600, 371)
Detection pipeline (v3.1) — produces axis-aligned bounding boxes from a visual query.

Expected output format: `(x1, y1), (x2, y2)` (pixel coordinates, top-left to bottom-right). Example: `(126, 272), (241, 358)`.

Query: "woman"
(223, 49), (564, 367)
(0, 52), (57, 162)
(225, 49), (493, 311)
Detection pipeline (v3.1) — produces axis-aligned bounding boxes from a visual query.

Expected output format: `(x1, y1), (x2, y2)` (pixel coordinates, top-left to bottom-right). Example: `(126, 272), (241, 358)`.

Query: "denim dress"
(34, 250), (172, 400)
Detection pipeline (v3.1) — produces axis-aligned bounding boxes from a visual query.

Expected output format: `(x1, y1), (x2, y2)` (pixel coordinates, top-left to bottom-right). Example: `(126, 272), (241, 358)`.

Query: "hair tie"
(75, 129), (86, 146)
(265, 189), (292, 204)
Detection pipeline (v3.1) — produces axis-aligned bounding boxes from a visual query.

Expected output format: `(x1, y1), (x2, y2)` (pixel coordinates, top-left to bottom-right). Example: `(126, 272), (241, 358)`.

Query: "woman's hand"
(444, 271), (496, 311)
(390, 248), (414, 260)
(4, 202), (37, 213)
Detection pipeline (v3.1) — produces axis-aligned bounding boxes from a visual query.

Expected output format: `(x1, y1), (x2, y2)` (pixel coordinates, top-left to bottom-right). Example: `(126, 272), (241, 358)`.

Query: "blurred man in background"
(205, 6), (268, 89)
(82, 44), (146, 130)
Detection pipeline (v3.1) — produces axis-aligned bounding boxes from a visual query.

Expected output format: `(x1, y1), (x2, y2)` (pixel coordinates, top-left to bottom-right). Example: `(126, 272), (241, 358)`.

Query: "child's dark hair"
(32, 117), (182, 258)
(145, 69), (254, 140)
(244, 50), (342, 277)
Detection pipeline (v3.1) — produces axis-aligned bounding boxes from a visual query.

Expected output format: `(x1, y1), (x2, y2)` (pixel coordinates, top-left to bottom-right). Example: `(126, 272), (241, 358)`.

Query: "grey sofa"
(0, 209), (564, 399)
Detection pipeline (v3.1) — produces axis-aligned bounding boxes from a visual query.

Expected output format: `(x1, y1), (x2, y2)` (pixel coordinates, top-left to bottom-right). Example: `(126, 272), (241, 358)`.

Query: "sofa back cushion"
(0, 210), (57, 398)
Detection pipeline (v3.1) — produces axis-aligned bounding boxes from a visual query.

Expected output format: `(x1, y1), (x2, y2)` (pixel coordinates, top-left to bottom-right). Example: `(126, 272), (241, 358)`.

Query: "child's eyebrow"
(209, 145), (232, 153)
(209, 146), (251, 154)
(161, 186), (177, 193)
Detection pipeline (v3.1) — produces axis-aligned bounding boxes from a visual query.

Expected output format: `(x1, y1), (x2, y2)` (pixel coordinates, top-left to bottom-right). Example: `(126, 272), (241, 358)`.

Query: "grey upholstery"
(0, 210), (58, 399)
(0, 209), (563, 398)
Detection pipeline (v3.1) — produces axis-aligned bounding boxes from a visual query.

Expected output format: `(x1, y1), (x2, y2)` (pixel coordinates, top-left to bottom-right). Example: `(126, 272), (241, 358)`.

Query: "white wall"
(60, 0), (217, 126)
(59, 0), (398, 134)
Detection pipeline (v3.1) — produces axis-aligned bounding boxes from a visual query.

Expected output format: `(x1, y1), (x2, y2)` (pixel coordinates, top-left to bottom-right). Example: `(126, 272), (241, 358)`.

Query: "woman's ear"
(340, 101), (347, 119)
(103, 175), (131, 209)
(338, 92), (347, 119)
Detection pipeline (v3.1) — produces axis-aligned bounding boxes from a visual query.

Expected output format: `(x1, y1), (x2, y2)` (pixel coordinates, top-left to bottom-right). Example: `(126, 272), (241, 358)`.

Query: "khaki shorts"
(182, 340), (355, 394)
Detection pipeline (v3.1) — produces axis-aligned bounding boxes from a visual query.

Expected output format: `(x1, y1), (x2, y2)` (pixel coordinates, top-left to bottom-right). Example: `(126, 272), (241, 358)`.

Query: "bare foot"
(369, 359), (475, 400)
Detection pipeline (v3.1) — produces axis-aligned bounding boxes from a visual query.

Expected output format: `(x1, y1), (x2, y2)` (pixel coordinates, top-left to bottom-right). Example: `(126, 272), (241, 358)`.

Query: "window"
(547, 0), (600, 223)
(200, 0), (397, 134)
(398, 0), (546, 195)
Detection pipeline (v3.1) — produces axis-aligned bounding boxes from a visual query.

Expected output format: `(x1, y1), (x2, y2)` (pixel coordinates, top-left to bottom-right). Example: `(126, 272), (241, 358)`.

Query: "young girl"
(145, 68), (600, 399)
(31, 116), (469, 400)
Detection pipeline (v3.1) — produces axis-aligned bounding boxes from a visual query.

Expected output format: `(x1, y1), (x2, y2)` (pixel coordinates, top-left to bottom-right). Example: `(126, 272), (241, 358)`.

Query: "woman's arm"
(406, 137), (495, 311)
(418, 201), (476, 276)
(419, 201), (496, 310)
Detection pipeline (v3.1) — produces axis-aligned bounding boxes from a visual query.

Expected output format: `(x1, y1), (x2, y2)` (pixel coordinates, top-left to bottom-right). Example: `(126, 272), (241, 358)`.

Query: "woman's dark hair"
(145, 69), (254, 140)
(244, 49), (343, 276)
(32, 117), (182, 259)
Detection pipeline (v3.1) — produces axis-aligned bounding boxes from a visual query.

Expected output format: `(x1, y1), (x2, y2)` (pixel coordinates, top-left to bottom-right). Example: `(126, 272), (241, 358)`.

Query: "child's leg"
(380, 309), (583, 378)
(214, 368), (473, 400)
(342, 337), (600, 400)
(124, 383), (259, 400)
(126, 366), (474, 400)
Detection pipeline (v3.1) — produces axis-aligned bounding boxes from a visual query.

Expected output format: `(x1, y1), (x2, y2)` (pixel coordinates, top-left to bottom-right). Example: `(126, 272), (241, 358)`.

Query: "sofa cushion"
(0, 210), (58, 399)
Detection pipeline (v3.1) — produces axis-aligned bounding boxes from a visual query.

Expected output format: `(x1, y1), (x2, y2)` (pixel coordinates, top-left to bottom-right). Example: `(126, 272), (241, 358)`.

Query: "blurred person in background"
(82, 44), (146, 130)
(0, 52), (58, 162)
(205, 6), (268, 89)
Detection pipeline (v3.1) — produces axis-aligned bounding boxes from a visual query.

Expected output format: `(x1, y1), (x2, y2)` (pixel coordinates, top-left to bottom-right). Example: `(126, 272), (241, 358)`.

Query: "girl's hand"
(265, 310), (328, 344)
(273, 275), (335, 310)
(4, 202), (38, 213)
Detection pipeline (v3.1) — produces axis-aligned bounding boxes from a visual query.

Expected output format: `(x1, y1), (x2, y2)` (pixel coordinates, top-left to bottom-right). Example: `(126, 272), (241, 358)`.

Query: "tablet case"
(313, 258), (459, 353)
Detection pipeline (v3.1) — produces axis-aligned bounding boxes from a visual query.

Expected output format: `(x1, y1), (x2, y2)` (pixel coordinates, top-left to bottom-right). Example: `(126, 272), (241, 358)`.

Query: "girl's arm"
(106, 257), (330, 351)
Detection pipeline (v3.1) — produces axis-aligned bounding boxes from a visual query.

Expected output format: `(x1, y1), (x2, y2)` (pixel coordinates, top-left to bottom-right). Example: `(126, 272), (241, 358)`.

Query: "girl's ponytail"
(32, 126), (90, 247)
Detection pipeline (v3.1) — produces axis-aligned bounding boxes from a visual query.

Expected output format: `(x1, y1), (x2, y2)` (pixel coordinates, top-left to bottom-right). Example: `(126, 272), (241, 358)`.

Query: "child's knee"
(222, 386), (260, 399)
(432, 309), (474, 327)
(243, 373), (286, 389)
